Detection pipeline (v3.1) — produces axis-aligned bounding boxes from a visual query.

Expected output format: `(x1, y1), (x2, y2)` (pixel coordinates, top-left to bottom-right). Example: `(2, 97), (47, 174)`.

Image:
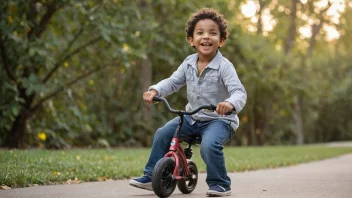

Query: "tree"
(0, 0), (138, 148)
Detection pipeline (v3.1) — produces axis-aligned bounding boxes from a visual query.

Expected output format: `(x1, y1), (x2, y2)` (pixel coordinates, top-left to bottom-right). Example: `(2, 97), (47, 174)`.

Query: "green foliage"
(1, 0), (351, 148)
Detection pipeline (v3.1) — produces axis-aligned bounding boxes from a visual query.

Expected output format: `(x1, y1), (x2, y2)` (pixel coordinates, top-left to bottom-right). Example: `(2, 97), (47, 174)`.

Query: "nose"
(203, 33), (210, 39)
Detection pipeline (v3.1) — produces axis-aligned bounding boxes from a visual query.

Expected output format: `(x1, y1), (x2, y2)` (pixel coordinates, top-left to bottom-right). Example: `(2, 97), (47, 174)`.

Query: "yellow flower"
(8, 16), (13, 24)
(279, 110), (288, 116)
(38, 132), (46, 141)
(122, 43), (130, 53)
(241, 115), (248, 123)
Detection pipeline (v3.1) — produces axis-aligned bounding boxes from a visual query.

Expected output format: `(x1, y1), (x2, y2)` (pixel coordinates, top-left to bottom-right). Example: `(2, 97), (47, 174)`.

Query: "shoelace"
(142, 175), (150, 181)
(217, 185), (226, 191)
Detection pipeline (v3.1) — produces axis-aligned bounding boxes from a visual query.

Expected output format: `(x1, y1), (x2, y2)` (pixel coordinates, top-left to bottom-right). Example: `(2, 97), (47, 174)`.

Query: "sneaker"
(206, 185), (231, 197)
(129, 175), (153, 191)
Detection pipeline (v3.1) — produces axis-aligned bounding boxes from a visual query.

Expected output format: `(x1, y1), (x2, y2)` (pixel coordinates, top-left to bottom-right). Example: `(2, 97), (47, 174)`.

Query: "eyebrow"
(195, 28), (219, 31)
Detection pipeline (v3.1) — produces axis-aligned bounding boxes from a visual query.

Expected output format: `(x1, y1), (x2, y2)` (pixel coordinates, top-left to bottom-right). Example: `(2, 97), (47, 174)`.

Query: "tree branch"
(41, 36), (102, 83)
(42, 36), (102, 83)
(65, 26), (85, 56)
(307, 1), (332, 57)
(256, 0), (267, 34)
(31, 64), (110, 113)
(0, 36), (17, 83)
(28, 2), (58, 40)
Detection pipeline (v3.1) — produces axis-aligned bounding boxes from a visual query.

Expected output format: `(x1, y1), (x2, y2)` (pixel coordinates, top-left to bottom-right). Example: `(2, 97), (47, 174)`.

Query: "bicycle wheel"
(152, 157), (177, 197)
(177, 160), (198, 194)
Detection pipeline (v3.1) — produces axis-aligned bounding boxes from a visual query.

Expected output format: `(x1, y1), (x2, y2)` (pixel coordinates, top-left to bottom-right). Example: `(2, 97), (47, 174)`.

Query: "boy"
(129, 8), (247, 197)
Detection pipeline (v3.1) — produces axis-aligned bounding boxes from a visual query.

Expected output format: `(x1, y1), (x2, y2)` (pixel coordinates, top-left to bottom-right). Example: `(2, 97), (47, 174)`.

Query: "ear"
(219, 38), (225, 48)
(187, 37), (194, 47)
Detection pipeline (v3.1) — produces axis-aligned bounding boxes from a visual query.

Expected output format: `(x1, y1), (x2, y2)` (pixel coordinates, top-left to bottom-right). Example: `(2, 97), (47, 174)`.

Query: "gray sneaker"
(129, 175), (153, 191)
(206, 185), (231, 197)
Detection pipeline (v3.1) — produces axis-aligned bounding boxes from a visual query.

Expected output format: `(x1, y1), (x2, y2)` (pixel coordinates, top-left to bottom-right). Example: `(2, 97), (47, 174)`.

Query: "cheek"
(194, 38), (201, 44)
(212, 38), (221, 45)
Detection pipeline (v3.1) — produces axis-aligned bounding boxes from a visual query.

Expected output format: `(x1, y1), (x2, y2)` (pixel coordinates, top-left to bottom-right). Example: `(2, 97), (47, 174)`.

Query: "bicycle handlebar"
(152, 96), (234, 116)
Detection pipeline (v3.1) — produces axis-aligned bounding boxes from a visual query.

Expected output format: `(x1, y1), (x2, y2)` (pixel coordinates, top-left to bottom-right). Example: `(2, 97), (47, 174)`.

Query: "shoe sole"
(206, 190), (231, 197)
(129, 180), (153, 191)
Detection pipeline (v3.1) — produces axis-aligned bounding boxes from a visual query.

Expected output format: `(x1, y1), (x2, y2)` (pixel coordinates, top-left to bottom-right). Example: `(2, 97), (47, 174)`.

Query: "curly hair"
(185, 8), (228, 40)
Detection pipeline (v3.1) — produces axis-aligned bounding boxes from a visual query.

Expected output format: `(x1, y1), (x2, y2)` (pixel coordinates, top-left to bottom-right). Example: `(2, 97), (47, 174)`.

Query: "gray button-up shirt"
(149, 51), (247, 130)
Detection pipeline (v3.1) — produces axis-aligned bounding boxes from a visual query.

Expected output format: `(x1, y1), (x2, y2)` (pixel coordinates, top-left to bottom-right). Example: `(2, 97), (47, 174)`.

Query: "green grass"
(1, 145), (352, 188)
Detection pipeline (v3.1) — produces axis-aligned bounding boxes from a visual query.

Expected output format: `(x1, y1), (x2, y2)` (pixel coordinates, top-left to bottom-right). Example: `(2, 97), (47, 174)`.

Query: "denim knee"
(153, 127), (173, 145)
(200, 139), (224, 159)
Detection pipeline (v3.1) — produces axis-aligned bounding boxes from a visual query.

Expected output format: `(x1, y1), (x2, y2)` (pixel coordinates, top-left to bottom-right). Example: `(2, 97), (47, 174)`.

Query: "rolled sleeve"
(148, 61), (187, 97)
(222, 63), (247, 113)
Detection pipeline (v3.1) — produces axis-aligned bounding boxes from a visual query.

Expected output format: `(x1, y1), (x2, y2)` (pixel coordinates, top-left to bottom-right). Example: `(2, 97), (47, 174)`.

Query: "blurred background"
(0, 0), (351, 149)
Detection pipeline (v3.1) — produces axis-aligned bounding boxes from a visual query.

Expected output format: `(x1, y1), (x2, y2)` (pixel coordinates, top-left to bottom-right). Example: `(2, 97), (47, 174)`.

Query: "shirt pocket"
(204, 75), (219, 94)
(187, 75), (195, 93)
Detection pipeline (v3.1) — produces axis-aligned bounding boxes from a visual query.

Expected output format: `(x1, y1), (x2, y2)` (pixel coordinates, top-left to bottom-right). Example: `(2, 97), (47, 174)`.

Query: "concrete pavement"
(1, 153), (352, 198)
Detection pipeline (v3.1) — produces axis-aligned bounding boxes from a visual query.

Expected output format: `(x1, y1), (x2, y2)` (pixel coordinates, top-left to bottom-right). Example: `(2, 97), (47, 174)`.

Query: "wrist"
(151, 89), (158, 96)
(225, 101), (235, 110)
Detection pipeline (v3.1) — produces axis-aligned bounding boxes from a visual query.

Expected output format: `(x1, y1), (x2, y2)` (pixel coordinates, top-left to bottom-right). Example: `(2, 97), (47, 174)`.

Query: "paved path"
(1, 153), (352, 198)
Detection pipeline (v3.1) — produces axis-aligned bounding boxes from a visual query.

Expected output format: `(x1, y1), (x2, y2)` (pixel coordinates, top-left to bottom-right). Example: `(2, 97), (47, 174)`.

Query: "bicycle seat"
(179, 135), (202, 145)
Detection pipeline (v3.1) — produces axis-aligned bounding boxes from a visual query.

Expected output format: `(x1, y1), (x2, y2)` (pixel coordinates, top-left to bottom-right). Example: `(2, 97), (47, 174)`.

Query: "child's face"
(188, 19), (224, 59)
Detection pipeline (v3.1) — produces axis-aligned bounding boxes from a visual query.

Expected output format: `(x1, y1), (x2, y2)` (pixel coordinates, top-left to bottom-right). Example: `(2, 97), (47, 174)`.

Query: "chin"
(199, 51), (216, 56)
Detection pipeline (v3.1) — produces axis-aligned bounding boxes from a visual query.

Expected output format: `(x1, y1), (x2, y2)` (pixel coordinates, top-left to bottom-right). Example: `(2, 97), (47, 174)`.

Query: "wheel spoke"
(160, 164), (174, 189)
(177, 161), (198, 194)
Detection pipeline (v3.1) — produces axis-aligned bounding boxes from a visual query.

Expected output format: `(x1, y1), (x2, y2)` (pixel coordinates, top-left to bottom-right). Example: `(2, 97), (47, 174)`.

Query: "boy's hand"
(216, 102), (234, 115)
(143, 90), (158, 104)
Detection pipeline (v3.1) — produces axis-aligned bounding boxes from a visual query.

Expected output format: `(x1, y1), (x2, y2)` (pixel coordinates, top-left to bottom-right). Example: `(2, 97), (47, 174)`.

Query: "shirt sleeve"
(222, 63), (247, 114)
(148, 61), (187, 97)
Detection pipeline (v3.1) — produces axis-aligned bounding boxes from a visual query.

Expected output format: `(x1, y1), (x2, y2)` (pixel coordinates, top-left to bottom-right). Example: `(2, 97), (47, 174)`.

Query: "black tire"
(177, 160), (198, 194)
(152, 157), (177, 197)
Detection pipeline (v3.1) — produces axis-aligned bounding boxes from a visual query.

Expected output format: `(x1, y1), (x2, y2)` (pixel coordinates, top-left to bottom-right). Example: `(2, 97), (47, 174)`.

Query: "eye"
(211, 32), (217, 35)
(197, 32), (203, 35)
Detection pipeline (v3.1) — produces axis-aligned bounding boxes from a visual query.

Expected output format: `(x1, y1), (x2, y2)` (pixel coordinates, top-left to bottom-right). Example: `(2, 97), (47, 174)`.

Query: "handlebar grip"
(225, 110), (234, 115)
(204, 106), (234, 115)
(208, 104), (217, 111)
(152, 96), (163, 102)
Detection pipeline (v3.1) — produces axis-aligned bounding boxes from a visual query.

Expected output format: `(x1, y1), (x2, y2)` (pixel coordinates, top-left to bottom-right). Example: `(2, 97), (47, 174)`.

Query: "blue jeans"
(143, 115), (234, 188)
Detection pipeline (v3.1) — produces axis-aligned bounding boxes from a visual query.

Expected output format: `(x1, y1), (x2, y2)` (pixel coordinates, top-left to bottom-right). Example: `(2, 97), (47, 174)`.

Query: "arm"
(221, 63), (247, 114)
(148, 61), (187, 97)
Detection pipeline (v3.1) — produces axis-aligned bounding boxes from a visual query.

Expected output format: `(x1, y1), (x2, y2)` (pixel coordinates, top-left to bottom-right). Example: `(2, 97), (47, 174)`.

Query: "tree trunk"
(249, 87), (257, 146)
(296, 3), (330, 144)
(284, 0), (299, 55)
(283, 0), (305, 144)
(257, 0), (265, 34)
(307, 23), (322, 57)
(292, 95), (304, 144)
(5, 84), (36, 148)
(249, 108), (256, 146)
(139, 57), (153, 146)
(5, 110), (29, 148)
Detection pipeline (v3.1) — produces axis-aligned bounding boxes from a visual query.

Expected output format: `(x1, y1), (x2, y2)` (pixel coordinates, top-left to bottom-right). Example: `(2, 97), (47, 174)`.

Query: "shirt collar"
(187, 50), (222, 70)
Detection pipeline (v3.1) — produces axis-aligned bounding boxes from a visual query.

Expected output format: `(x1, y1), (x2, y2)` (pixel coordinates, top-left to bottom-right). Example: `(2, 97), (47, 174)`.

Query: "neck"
(197, 51), (217, 64)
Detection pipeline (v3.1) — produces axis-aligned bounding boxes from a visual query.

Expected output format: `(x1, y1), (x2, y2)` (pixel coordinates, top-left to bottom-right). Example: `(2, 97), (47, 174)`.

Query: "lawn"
(1, 145), (352, 188)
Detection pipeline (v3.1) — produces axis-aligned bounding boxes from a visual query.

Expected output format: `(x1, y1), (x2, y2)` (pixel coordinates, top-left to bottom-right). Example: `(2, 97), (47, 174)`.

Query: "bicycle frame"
(163, 115), (191, 180)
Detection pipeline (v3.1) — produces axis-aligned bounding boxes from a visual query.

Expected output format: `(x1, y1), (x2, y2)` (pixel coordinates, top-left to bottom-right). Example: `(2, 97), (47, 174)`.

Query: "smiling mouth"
(201, 43), (212, 46)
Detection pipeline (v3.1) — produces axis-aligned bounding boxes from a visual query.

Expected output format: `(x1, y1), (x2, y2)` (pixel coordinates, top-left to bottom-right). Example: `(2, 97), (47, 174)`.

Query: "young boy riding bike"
(129, 8), (247, 197)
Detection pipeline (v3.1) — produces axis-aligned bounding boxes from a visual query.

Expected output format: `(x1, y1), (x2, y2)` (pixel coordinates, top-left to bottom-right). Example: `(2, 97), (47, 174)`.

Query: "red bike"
(151, 96), (235, 197)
